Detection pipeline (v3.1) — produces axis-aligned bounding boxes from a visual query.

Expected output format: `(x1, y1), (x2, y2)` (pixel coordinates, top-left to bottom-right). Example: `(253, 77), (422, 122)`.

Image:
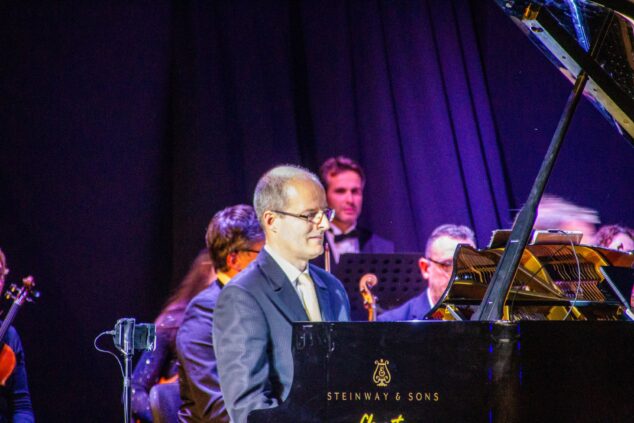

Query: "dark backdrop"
(0, 1), (632, 421)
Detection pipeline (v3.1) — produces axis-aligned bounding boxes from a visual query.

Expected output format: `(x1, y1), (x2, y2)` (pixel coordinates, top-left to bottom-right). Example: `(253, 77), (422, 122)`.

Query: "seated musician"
(131, 250), (215, 422)
(594, 224), (634, 252)
(212, 165), (350, 423)
(378, 225), (475, 321)
(533, 194), (600, 244)
(317, 156), (394, 266)
(0, 248), (34, 423)
(176, 204), (264, 423)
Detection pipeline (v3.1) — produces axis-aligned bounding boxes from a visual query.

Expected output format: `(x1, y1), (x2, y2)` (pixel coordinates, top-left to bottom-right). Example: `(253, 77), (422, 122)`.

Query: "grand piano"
(250, 1), (634, 421)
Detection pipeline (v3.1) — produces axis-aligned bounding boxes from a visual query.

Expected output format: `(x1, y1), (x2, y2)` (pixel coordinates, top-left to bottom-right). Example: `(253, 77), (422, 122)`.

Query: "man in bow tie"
(318, 156), (394, 266)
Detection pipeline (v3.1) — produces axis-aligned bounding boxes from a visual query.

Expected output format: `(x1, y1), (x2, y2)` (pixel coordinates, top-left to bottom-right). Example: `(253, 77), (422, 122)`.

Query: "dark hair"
(319, 156), (365, 190)
(595, 224), (634, 248)
(158, 249), (213, 326)
(206, 204), (264, 272)
(425, 224), (476, 257)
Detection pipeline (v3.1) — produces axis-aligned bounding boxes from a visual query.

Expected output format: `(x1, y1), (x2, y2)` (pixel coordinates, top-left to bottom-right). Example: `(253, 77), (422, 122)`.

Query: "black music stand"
(333, 253), (426, 321)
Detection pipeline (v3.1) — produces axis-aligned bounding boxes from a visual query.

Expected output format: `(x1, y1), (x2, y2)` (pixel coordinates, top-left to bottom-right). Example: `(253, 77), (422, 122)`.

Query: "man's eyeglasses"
(272, 208), (335, 225)
(427, 257), (454, 272)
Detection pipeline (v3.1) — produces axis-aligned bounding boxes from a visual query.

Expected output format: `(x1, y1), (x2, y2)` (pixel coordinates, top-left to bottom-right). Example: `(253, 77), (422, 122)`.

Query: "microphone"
(113, 318), (156, 355)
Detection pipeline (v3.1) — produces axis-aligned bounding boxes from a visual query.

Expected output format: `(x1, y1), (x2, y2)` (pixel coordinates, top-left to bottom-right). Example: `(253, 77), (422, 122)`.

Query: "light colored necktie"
(296, 272), (322, 322)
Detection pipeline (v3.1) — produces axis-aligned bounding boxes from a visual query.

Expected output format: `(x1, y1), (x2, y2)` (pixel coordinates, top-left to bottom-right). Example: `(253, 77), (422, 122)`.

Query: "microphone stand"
(117, 319), (136, 423)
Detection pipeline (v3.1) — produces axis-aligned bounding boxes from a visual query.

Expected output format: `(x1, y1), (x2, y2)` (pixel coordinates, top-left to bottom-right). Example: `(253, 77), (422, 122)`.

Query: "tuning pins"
(3, 276), (40, 303)
(4, 283), (19, 301)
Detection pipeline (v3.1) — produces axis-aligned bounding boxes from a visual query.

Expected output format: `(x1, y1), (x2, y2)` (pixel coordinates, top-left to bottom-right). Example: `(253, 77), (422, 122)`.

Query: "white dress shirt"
(263, 245), (321, 319)
(325, 224), (360, 263)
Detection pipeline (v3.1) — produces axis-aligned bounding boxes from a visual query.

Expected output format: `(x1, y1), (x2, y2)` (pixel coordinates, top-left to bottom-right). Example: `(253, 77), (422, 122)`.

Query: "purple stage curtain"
(0, 2), (510, 420)
(170, 0), (509, 264)
(14, 1), (634, 421)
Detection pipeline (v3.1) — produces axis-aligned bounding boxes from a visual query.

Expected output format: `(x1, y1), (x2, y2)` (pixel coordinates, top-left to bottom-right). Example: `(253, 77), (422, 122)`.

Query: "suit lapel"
(257, 250), (308, 322)
(310, 268), (333, 321)
(358, 227), (371, 252)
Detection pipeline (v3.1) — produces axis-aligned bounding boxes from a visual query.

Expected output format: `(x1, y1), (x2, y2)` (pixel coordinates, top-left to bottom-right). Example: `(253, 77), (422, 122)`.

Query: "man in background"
(595, 224), (634, 252)
(176, 204), (264, 423)
(533, 194), (600, 245)
(318, 156), (394, 266)
(378, 224), (475, 321)
(213, 165), (350, 422)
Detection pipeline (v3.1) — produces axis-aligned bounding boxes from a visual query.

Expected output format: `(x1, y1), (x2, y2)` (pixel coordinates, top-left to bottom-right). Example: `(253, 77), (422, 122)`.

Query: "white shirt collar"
(326, 222), (359, 263)
(264, 244), (309, 284)
(330, 222), (357, 235)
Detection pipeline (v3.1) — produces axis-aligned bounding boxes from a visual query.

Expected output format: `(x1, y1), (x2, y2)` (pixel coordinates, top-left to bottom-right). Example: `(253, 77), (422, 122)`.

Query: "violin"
(359, 273), (378, 321)
(0, 276), (39, 385)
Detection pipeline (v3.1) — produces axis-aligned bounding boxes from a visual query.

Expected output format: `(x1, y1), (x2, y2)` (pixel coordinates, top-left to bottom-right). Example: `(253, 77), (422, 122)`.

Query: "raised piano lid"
(495, 0), (634, 144)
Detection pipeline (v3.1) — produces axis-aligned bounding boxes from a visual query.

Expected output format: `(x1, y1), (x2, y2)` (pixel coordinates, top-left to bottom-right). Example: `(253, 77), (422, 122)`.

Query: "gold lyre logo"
(372, 359), (391, 387)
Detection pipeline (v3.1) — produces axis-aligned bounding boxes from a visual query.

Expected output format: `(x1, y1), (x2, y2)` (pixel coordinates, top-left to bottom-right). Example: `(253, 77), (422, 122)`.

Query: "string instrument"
(0, 276), (39, 385)
(158, 374), (178, 384)
(358, 273), (378, 321)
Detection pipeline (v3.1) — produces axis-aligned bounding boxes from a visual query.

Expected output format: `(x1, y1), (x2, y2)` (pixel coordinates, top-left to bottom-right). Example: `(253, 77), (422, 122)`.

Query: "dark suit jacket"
(377, 289), (432, 321)
(354, 227), (395, 254)
(212, 250), (351, 423)
(176, 281), (229, 423)
(313, 226), (395, 269)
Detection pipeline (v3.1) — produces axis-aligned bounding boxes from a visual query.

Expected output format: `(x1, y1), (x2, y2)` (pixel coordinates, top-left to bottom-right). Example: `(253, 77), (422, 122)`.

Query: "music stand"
(334, 253), (426, 321)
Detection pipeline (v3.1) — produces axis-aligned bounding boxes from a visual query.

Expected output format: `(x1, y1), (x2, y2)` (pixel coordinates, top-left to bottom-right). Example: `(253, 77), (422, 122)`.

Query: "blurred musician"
(318, 156), (394, 265)
(378, 225), (475, 321)
(131, 250), (215, 422)
(0, 248), (34, 423)
(176, 205), (264, 423)
(533, 194), (600, 244)
(595, 224), (634, 252)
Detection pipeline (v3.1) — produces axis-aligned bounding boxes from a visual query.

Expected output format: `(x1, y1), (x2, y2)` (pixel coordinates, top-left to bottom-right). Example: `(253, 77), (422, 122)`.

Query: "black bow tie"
(333, 229), (360, 243)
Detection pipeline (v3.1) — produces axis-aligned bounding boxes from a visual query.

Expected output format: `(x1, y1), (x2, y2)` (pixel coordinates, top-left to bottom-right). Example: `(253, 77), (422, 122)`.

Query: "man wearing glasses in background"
(378, 224), (476, 321)
(213, 165), (351, 423)
(176, 204), (264, 422)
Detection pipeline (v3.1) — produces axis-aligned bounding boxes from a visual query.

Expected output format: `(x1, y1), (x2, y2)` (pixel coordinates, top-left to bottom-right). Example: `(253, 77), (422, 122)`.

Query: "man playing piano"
(378, 224), (475, 321)
(212, 165), (351, 423)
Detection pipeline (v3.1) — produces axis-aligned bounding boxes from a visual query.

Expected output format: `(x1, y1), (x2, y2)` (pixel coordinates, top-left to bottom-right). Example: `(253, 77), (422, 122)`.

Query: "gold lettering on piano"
(407, 392), (440, 402)
(360, 413), (406, 423)
(326, 391), (439, 402)
(373, 359), (391, 387)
